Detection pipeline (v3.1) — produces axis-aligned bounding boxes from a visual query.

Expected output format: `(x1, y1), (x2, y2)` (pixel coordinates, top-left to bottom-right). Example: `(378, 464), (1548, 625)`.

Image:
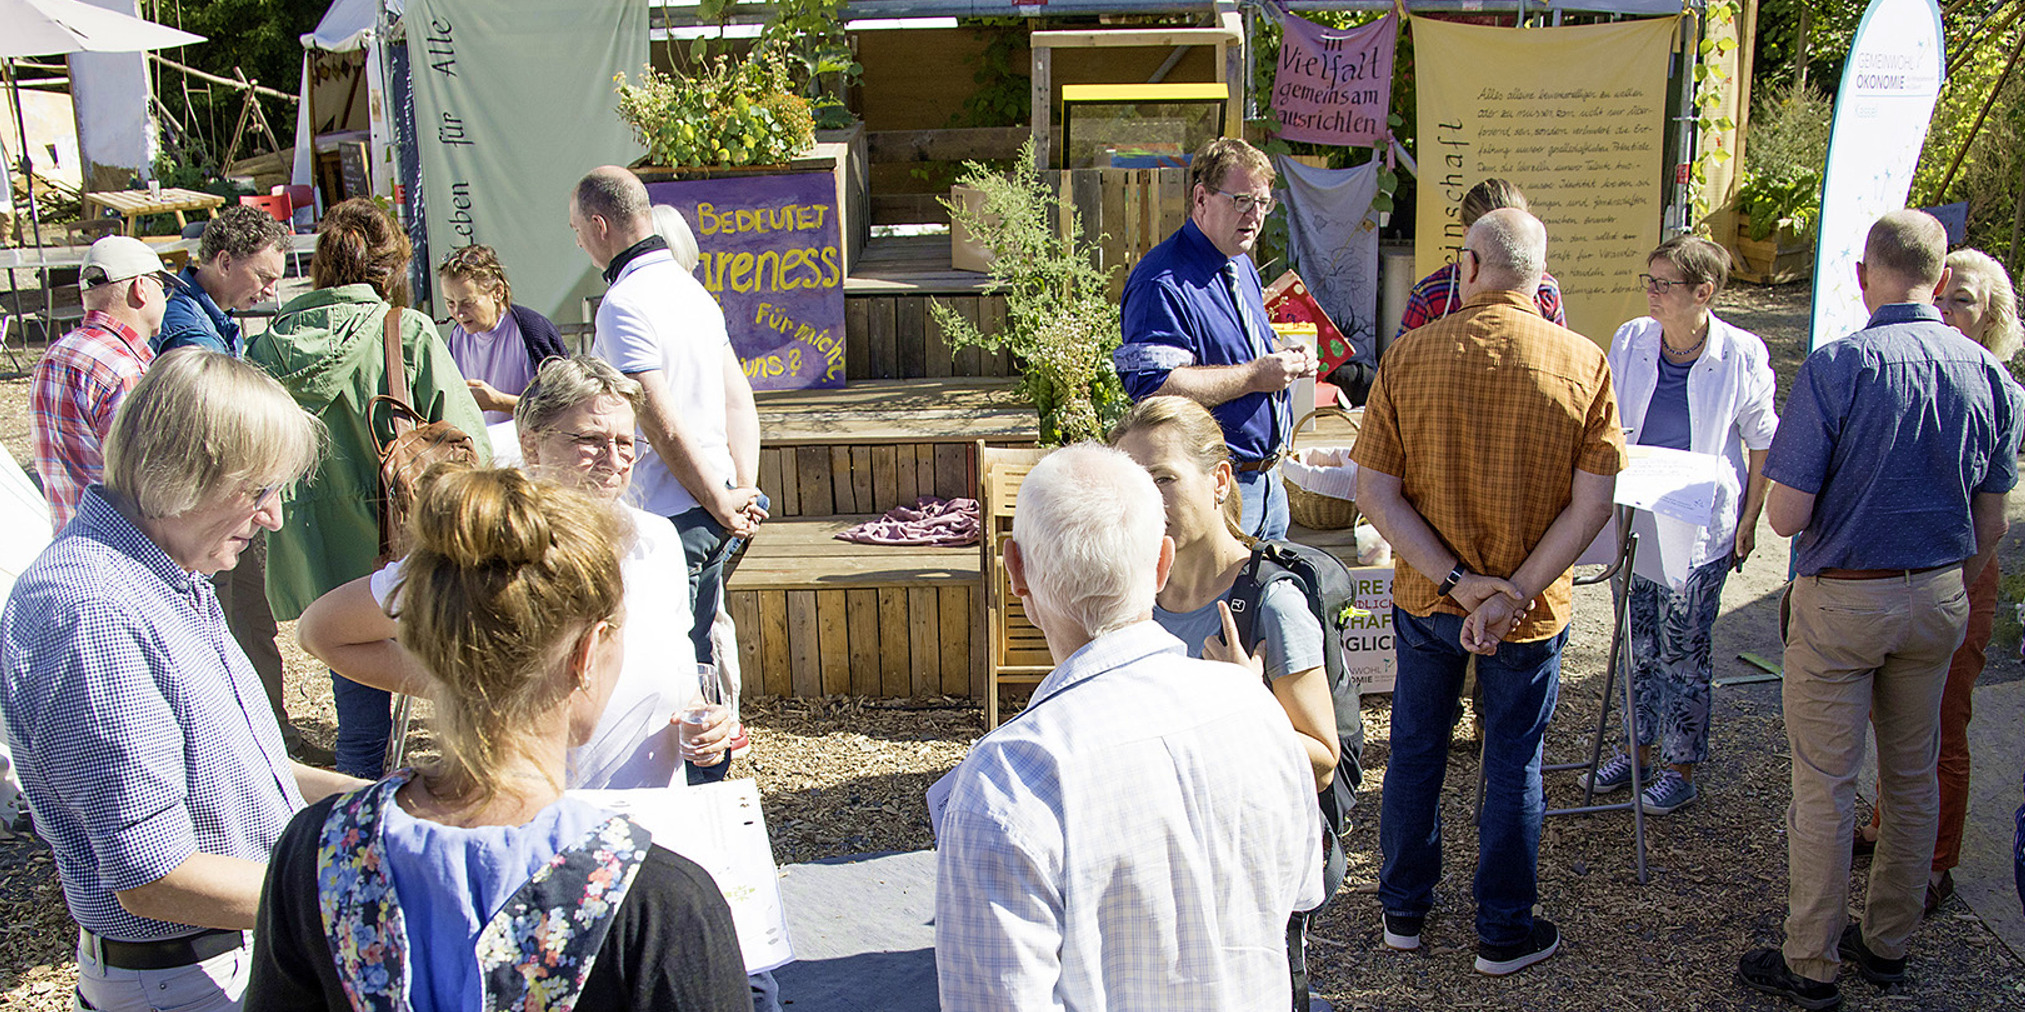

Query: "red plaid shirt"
(30, 311), (154, 530)
(1396, 263), (1566, 337)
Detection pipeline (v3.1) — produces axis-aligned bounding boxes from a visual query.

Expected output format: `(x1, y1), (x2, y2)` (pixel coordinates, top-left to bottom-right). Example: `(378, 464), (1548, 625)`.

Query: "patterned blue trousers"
(1627, 554), (1732, 766)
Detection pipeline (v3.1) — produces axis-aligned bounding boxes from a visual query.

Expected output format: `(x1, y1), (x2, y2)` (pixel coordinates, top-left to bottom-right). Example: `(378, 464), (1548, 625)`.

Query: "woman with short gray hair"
(2, 349), (363, 1012)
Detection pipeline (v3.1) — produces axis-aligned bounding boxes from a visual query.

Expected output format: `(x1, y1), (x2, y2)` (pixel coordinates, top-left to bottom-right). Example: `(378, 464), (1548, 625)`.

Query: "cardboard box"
(950, 184), (995, 273)
(1338, 564), (1395, 695)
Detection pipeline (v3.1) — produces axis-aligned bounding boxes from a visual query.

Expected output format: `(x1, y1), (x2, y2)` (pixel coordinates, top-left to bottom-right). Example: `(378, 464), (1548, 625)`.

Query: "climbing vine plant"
(1687, 0), (1742, 231)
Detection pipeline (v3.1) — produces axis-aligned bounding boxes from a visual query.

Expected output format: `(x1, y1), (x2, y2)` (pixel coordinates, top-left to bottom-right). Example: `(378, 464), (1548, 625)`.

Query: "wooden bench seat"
(726, 514), (982, 700)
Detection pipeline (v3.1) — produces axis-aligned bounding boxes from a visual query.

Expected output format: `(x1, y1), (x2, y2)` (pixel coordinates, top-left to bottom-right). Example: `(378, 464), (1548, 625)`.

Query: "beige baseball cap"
(78, 236), (169, 290)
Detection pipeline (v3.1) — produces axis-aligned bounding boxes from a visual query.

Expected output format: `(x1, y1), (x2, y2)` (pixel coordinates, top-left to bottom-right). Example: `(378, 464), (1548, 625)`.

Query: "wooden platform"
(755, 379), (1038, 518)
(726, 515), (981, 699)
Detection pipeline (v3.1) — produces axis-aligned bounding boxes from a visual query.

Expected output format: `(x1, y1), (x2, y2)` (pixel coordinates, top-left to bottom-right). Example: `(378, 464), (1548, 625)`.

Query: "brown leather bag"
(370, 306), (478, 564)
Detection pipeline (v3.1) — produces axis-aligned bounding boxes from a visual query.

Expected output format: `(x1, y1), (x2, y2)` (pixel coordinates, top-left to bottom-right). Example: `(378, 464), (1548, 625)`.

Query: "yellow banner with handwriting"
(1413, 16), (1678, 345)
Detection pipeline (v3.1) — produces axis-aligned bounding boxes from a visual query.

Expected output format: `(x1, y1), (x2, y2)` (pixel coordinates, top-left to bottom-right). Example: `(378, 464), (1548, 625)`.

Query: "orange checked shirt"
(1352, 290), (1626, 641)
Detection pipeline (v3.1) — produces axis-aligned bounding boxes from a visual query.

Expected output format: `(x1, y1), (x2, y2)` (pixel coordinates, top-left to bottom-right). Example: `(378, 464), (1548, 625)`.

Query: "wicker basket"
(1283, 406), (1361, 530)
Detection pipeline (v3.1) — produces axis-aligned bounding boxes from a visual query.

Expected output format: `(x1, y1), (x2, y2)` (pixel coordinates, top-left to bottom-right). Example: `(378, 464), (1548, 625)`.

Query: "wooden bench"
(725, 514), (982, 701)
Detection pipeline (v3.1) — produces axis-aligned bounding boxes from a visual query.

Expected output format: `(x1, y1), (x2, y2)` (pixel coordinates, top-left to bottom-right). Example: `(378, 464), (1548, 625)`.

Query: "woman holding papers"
(247, 466), (748, 1009)
(1590, 235), (1779, 816)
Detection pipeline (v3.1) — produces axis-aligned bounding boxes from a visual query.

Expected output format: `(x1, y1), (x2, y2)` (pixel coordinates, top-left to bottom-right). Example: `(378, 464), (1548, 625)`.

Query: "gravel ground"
(4, 280), (2025, 1010)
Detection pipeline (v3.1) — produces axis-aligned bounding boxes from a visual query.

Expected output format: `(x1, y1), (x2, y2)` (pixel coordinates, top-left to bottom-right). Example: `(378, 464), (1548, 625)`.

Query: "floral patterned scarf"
(315, 772), (653, 1012)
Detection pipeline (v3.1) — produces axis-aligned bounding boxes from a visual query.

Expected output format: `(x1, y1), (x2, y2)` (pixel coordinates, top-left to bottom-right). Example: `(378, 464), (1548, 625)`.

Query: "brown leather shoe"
(1924, 870), (1954, 917)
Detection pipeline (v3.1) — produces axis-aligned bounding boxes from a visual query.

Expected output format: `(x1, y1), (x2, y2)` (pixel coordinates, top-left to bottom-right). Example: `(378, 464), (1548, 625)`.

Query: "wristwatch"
(1437, 564), (1466, 598)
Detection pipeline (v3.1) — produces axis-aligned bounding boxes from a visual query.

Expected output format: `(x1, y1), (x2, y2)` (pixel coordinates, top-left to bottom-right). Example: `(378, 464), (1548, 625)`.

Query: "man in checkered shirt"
(1353, 208), (1624, 978)
(933, 445), (1322, 1010)
(30, 236), (169, 530)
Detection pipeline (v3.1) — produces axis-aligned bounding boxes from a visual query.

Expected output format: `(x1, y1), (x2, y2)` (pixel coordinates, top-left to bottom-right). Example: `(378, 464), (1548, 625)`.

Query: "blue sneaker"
(1640, 770), (1698, 815)
(1576, 752), (1639, 794)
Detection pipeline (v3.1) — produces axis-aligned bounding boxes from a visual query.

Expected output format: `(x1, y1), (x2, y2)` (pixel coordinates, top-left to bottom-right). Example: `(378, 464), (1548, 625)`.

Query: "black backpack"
(1228, 539), (1368, 838)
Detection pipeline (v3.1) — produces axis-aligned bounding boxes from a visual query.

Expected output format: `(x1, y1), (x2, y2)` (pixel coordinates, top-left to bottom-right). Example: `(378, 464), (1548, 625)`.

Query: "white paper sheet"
(571, 779), (796, 974)
(1612, 445), (1727, 526)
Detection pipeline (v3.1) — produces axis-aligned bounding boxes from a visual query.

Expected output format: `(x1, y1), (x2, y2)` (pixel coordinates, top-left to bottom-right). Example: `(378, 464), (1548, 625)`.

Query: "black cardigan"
(246, 795), (750, 1011)
(508, 303), (569, 368)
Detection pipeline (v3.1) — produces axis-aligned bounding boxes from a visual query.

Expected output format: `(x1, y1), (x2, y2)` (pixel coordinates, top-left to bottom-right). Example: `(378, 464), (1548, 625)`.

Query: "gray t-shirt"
(1154, 580), (1325, 682)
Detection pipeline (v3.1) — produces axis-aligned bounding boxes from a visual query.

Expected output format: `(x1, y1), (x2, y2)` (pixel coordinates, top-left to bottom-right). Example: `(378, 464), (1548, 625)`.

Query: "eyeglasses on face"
(1213, 188), (1277, 216)
(1639, 273), (1689, 295)
(562, 430), (637, 457)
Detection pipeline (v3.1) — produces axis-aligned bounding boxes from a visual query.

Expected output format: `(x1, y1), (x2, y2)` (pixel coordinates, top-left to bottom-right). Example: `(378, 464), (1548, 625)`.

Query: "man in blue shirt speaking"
(1738, 210), (2023, 1010)
(1114, 138), (1316, 541)
(155, 205), (290, 358)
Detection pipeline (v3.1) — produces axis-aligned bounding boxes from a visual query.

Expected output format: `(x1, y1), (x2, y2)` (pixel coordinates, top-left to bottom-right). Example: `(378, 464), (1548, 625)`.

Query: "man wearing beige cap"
(30, 236), (169, 529)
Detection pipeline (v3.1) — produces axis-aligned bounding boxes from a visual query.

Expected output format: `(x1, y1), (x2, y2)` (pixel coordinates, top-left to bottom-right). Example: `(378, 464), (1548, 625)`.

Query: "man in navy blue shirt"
(154, 205), (311, 760)
(1738, 210), (2022, 1009)
(1115, 138), (1316, 541)
(156, 205), (290, 358)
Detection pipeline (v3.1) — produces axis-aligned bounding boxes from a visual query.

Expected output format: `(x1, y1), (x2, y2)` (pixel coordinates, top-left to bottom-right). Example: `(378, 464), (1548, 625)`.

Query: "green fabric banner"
(406, 0), (648, 322)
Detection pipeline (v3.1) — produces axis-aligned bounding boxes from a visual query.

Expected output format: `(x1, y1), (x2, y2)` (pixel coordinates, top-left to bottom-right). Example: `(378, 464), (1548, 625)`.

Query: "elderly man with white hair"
(932, 444), (1323, 1011)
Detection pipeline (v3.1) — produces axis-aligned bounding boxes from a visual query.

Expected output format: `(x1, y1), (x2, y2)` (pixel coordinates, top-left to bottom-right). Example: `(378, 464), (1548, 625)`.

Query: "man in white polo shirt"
(570, 165), (767, 784)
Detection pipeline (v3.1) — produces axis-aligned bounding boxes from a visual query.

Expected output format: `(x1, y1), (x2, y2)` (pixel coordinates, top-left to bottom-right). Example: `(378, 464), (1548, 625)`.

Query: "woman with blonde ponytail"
(247, 468), (747, 1011)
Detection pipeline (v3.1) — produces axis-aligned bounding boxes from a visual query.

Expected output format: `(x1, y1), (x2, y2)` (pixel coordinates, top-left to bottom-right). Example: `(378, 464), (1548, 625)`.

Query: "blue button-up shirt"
(1764, 303), (2024, 575)
(1115, 219), (1287, 462)
(1, 487), (301, 940)
(156, 266), (243, 356)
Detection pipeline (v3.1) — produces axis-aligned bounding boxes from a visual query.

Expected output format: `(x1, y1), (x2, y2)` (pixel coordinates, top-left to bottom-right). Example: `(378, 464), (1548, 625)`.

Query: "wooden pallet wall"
(727, 584), (979, 700)
(845, 293), (1015, 380)
(756, 442), (980, 518)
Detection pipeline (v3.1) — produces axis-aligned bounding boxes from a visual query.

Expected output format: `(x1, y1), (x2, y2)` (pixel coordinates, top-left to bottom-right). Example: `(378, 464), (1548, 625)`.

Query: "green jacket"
(251, 284), (489, 620)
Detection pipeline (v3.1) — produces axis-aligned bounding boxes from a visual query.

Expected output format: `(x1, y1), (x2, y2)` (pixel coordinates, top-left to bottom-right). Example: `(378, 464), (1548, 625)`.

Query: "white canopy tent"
(289, 0), (404, 203)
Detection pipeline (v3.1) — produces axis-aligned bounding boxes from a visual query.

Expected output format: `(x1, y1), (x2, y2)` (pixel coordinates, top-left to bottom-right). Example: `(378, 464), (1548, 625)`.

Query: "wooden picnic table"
(82, 188), (228, 236)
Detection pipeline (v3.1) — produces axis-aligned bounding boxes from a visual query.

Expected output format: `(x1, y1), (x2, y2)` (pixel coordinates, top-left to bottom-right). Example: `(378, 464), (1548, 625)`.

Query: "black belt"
(85, 927), (245, 970)
(1235, 451), (1284, 474)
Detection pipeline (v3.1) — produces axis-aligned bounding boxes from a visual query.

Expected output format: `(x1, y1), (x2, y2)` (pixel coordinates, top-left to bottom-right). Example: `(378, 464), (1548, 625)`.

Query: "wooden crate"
(1730, 216), (1814, 286)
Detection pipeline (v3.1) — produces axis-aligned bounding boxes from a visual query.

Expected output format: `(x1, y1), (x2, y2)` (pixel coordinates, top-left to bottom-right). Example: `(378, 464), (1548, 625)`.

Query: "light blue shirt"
(1154, 580), (1324, 681)
(934, 620), (1322, 1011)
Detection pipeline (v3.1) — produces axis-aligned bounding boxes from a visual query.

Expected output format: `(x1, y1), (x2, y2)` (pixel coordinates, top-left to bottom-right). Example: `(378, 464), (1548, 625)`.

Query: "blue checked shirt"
(934, 621), (1322, 1011)
(1, 487), (302, 941)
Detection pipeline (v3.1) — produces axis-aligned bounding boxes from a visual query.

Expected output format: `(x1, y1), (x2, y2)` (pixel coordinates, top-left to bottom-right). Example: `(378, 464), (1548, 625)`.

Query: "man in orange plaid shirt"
(1352, 208), (1625, 978)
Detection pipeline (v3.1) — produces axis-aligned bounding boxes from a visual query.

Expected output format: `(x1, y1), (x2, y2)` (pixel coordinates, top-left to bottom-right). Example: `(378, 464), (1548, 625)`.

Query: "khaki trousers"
(1780, 566), (1968, 982)
(213, 532), (293, 748)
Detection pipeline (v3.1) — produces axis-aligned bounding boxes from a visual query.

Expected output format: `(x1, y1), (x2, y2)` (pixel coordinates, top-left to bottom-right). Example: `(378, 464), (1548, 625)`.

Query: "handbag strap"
(380, 306), (414, 437)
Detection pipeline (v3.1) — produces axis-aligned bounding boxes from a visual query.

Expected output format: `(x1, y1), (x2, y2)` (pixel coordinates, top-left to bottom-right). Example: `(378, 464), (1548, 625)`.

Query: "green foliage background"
(148, 0), (327, 169)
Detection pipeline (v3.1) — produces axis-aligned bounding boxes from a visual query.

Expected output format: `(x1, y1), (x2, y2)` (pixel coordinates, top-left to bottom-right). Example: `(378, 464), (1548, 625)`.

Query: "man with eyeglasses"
(152, 206), (309, 760)
(1116, 137), (1316, 541)
(31, 236), (170, 531)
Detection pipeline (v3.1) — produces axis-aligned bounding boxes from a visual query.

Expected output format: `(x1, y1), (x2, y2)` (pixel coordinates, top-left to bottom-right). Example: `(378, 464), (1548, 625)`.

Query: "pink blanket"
(834, 496), (980, 547)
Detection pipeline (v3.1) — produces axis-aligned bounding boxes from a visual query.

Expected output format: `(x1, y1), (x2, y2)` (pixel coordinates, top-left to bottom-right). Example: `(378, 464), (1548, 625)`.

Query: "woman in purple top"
(1595, 235), (1778, 817)
(438, 245), (567, 424)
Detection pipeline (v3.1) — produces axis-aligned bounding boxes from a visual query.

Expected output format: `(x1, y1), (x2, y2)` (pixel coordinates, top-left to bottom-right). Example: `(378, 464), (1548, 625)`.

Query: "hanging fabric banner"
(406, 0), (648, 322)
(1808, 0), (1945, 351)
(1412, 16), (1677, 344)
(1271, 11), (1399, 147)
(1274, 155), (1381, 365)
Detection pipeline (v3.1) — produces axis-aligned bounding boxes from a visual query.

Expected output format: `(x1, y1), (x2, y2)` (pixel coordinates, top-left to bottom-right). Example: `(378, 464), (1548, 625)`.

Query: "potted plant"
(614, 42), (815, 173)
(1731, 84), (1830, 284)
(932, 143), (1128, 445)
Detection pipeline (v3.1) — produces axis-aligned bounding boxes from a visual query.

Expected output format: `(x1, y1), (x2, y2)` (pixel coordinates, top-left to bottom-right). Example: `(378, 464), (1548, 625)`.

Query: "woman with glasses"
(436, 245), (567, 424)
(252, 198), (489, 780)
(1586, 234), (1778, 816)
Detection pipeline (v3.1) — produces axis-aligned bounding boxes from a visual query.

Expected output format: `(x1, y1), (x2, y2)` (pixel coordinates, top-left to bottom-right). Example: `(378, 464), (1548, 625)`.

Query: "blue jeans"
(1378, 608), (1565, 947)
(1235, 466), (1290, 542)
(332, 671), (392, 779)
(671, 490), (771, 667)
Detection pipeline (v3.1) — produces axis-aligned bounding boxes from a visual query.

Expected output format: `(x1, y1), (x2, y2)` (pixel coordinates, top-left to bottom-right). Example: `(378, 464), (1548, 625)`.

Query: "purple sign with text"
(647, 171), (846, 390)
(1271, 11), (1398, 147)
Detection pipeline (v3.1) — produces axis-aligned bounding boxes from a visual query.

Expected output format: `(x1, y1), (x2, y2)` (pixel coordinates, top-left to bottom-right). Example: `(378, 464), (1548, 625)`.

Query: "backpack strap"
(381, 305), (413, 418)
